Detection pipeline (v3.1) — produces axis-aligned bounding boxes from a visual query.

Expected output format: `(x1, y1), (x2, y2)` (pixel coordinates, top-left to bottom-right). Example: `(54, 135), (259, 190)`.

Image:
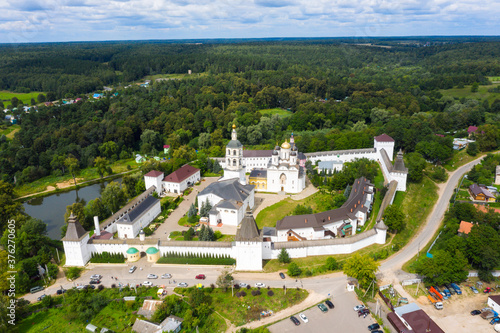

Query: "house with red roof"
(458, 221), (473, 235)
(163, 165), (200, 194)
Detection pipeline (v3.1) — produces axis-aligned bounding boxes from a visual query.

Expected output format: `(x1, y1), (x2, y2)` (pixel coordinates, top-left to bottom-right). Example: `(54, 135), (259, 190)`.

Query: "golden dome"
(281, 139), (291, 149)
(232, 124), (236, 129)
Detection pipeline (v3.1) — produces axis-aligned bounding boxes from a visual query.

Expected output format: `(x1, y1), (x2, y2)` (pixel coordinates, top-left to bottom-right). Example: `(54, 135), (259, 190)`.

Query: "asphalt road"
(378, 156), (486, 276)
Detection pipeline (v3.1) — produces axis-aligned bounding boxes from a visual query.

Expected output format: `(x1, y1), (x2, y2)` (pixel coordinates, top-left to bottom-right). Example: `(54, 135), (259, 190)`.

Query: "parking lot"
(268, 289), (380, 333)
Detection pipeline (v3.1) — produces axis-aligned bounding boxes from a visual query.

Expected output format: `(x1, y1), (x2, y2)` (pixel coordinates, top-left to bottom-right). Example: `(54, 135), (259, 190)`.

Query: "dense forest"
(0, 38), (499, 190)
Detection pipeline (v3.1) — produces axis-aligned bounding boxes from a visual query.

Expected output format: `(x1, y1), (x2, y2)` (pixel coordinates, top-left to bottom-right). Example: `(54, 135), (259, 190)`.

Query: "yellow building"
(249, 169), (267, 190)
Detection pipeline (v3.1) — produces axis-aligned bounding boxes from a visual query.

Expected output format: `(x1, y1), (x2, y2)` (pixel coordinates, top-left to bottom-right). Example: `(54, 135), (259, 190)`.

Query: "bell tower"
(222, 124), (246, 184)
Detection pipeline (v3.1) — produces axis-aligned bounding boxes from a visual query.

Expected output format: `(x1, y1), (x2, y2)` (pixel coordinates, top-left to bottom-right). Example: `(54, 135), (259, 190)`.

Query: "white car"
(143, 281), (153, 286)
(353, 305), (365, 312)
(239, 283), (248, 288)
(177, 282), (188, 287)
(147, 274), (158, 279)
(76, 285), (86, 290)
(90, 274), (102, 280)
(299, 313), (309, 323)
(255, 283), (266, 288)
(161, 273), (172, 279)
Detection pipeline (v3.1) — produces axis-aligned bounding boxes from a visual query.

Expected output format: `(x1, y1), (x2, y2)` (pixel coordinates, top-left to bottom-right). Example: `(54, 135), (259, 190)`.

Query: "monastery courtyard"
(153, 175), (318, 238)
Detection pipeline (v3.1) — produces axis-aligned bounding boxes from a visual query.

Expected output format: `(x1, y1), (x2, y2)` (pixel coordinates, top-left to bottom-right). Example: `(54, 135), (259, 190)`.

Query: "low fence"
(468, 270), (500, 277)
(378, 291), (395, 312)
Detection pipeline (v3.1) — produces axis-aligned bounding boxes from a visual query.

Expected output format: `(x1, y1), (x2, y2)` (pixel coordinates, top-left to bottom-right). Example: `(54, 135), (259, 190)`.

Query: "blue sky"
(1, 0), (499, 43)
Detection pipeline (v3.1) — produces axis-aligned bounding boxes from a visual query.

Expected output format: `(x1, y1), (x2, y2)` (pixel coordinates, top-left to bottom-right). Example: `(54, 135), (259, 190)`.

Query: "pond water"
(23, 178), (121, 240)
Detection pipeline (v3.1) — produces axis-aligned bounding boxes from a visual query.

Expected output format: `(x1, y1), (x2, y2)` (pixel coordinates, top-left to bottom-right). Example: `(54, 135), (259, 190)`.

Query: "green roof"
(146, 247), (159, 254)
(126, 247), (139, 254)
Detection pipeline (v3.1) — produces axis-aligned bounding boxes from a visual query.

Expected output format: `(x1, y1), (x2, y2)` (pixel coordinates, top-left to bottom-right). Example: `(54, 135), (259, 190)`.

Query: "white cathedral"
(220, 124), (306, 194)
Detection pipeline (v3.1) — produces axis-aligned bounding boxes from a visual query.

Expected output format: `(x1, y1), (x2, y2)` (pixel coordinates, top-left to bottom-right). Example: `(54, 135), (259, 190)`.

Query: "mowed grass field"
(258, 108), (293, 117)
(0, 124), (20, 139)
(439, 82), (500, 104)
(0, 91), (45, 107)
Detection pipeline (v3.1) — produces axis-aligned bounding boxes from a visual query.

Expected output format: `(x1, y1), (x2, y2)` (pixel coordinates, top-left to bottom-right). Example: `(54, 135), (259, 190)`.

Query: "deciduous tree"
(343, 253), (379, 289)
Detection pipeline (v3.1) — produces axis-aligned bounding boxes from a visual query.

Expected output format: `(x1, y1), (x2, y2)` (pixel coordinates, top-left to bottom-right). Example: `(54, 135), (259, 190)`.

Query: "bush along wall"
(157, 251), (235, 265)
(90, 251), (126, 263)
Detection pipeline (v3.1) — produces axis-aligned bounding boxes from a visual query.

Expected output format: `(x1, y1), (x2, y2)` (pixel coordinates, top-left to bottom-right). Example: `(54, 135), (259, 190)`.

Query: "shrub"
(65, 267), (83, 280)
(325, 257), (338, 271)
(278, 248), (291, 264)
(304, 269), (312, 277)
(251, 290), (261, 296)
(90, 251), (126, 263)
(234, 284), (240, 290)
(246, 285), (251, 290)
(210, 283), (215, 289)
(111, 284), (116, 288)
(267, 290), (274, 296)
(98, 285), (105, 291)
(287, 262), (302, 277)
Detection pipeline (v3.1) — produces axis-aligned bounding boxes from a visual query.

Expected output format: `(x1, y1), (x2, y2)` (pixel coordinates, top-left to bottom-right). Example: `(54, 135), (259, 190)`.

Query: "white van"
(129, 266), (137, 273)
(434, 302), (443, 310)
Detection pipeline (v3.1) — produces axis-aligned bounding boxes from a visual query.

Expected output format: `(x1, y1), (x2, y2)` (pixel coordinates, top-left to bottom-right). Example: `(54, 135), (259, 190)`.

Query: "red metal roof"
(163, 165), (200, 183)
(145, 170), (164, 178)
(374, 133), (395, 142)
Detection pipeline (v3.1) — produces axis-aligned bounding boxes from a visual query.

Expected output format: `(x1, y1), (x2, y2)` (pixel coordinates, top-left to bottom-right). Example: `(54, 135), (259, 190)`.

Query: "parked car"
(76, 285), (85, 290)
(358, 308), (370, 316)
(195, 274), (206, 280)
(30, 286), (44, 294)
(442, 286), (452, 297)
(318, 303), (328, 312)
(371, 331), (383, 333)
(470, 286), (479, 294)
(177, 282), (188, 287)
(255, 283), (265, 288)
(239, 283), (248, 288)
(86, 285), (95, 290)
(450, 283), (462, 295)
(89, 279), (100, 284)
(471, 310), (482, 316)
(485, 287), (493, 293)
(147, 274), (158, 279)
(445, 284), (456, 295)
(368, 323), (380, 331)
(299, 313), (309, 323)
(325, 300), (334, 309)
(492, 317), (500, 325)
(143, 281), (153, 286)
(37, 294), (47, 301)
(354, 305), (366, 312)
(129, 266), (137, 274)
(90, 274), (102, 280)
(279, 272), (286, 279)
(290, 316), (300, 326)
(56, 289), (66, 295)
(161, 273), (172, 279)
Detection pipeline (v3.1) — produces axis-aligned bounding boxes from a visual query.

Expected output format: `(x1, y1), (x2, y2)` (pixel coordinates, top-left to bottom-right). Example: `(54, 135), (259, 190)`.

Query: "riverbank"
(14, 158), (141, 201)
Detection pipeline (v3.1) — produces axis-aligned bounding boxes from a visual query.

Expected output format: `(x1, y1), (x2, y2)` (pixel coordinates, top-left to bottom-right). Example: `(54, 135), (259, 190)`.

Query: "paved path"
(153, 177), (220, 238)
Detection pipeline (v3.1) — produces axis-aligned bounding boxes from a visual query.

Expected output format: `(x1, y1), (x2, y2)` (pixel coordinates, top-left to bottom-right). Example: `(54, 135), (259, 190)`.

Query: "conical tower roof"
(62, 212), (88, 241)
(375, 219), (388, 230)
(235, 209), (261, 242)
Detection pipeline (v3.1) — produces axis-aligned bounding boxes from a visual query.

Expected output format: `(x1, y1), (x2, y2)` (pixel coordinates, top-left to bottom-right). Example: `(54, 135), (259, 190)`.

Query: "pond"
(23, 178), (121, 240)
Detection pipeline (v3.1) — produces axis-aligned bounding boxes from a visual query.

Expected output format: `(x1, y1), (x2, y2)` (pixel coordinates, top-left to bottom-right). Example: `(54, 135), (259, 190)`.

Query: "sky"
(1, 0), (499, 43)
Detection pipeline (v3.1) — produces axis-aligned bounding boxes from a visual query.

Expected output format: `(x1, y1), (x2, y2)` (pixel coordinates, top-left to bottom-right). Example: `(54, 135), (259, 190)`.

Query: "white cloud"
(0, 0), (498, 42)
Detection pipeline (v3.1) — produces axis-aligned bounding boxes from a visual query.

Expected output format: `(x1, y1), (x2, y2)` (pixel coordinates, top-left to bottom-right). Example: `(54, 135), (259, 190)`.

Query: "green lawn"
(255, 192), (334, 228)
(488, 76), (500, 82)
(442, 149), (488, 171)
(177, 287), (308, 327)
(392, 177), (439, 246)
(18, 306), (88, 333)
(0, 124), (20, 139)
(439, 82), (500, 104)
(91, 301), (138, 332)
(0, 90), (45, 107)
(14, 158), (141, 198)
(258, 108), (293, 118)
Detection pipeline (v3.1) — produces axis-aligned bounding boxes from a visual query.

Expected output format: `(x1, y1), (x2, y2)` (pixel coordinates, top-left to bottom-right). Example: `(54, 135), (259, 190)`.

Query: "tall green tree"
(64, 155), (80, 186)
(278, 248), (291, 264)
(93, 156), (109, 179)
(383, 204), (405, 232)
(414, 249), (469, 285)
(101, 181), (126, 214)
(343, 253), (379, 289)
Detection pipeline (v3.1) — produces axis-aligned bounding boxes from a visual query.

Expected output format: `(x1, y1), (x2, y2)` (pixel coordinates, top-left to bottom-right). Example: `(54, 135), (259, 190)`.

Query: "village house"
(469, 183), (496, 202)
